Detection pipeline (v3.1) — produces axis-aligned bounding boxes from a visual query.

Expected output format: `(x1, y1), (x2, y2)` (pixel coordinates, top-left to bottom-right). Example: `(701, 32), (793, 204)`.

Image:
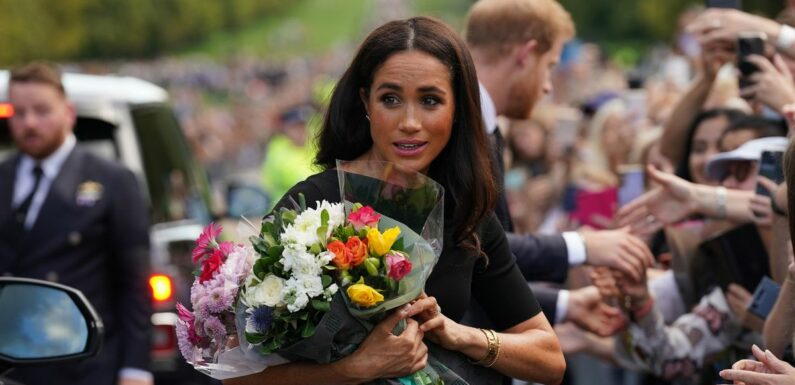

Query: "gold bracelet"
(470, 328), (501, 367)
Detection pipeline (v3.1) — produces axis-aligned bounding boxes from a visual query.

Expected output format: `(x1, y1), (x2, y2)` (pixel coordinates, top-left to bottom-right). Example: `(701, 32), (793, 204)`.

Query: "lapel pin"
(76, 181), (103, 207)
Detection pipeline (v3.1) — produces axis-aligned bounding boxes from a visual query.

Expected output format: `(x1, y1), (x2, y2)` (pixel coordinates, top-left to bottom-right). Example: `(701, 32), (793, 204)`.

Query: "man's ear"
(515, 39), (539, 67)
(359, 88), (370, 116)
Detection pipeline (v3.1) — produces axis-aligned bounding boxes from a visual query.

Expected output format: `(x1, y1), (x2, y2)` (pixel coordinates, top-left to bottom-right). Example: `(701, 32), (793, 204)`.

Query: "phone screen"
(618, 165), (645, 207)
(554, 113), (579, 152)
(737, 32), (766, 88)
(747, 276), (781, 319)
(705, 0), (741, 8)
(756, 150), (784, 197)
(624, 90), (647, 126)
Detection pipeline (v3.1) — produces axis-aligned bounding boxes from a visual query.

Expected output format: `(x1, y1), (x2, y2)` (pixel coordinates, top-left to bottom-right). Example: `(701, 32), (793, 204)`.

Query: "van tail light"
(0, 103), (13, 118)
(149, 274), (173, 303)
(151, 313), (178, 357)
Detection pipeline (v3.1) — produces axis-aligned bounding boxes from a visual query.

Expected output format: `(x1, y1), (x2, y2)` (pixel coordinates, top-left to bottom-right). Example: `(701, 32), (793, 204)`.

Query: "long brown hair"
(315, 16), (496, 245)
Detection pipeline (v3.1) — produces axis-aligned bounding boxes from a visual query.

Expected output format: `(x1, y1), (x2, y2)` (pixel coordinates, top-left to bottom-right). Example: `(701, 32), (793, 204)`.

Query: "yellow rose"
(346, 279), (384, 308)
(367, 226), (401, 256)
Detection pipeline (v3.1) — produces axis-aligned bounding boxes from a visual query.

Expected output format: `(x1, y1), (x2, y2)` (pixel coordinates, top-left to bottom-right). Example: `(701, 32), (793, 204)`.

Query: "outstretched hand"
(582, 228), (655, 282)
(616, 165), (696, 236)
(565, 285), (626, 337)
(719, 344), (795, 385)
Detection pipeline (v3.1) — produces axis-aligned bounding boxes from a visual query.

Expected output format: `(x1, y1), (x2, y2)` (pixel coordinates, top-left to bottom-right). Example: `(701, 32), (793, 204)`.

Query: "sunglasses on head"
(720, 160), (756, 182)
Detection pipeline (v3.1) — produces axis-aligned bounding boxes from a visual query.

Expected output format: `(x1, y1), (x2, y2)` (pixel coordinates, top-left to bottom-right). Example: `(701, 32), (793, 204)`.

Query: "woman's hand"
(719, 344), (795, 385)
(749, 194), (774, 227)
(340, 305), (428, 382)
(616, 165), (697, 236)
(404, 293), (463, 351)
(741, 55), (795, 113)
(612, 269), (650, 312)
(726, 283), (764, 333)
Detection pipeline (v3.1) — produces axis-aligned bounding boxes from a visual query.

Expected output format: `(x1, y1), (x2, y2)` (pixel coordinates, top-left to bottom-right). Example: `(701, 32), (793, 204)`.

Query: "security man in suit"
(0, 62), (153, 385)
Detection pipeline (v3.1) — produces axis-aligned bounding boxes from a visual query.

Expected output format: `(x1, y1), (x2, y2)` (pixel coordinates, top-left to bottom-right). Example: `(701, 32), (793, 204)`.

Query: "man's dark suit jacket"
(490, 129), (570, 322)
(0, 147), (152, 385)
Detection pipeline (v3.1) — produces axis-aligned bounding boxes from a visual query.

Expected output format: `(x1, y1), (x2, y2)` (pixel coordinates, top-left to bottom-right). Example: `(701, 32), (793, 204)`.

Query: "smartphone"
(737, 32), (767, 89)
(624, 90), (648, 126)
(756, 150), (784, 197)
(706, 0), (741, 8)
(554, 111), (580, 152)
(618, 165), (645, 207)
(747, 276), (781, 319)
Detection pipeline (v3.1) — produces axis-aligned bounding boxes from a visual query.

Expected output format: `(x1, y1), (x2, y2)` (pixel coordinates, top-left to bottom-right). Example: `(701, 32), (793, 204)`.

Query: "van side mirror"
(0, 277), (103, 373)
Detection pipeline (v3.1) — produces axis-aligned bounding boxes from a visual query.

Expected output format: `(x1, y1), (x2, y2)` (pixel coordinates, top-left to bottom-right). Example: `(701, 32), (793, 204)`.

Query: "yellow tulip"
(346, 279), (384, 308)
(367, 226), (401, 256)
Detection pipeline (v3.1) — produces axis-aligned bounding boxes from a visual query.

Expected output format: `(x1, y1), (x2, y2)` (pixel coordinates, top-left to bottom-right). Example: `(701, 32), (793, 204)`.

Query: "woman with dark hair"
(674, 108), (744, 185)
(718, 137), (795, 385)
(225, 16), (565, 385)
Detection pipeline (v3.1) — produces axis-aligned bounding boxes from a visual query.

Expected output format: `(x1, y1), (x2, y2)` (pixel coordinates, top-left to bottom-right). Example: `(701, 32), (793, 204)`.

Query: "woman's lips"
(393, 141), (428, 156)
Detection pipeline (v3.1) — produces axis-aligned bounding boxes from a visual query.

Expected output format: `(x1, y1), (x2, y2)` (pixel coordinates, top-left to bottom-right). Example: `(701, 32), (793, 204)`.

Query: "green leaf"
(268, 245), (284, 259)
(253, 258), (269, 279)
(298, 193), (307, 211)
(301, 320), (316, 338)
(321, 209), (329, 226)
(316, 226), (328, 246)
(311, 299), (331, 312)
(393, 237), (404, 251)
(321, 275), (332, 288)
(245, 332), (266, 345)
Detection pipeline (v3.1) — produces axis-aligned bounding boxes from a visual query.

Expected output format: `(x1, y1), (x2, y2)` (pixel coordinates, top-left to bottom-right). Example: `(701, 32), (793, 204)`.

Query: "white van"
(0, 70), (217, 384)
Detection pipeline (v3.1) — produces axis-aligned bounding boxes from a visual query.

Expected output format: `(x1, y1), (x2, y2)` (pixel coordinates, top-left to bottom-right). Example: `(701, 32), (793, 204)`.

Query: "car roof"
(0, 69), (168, 105)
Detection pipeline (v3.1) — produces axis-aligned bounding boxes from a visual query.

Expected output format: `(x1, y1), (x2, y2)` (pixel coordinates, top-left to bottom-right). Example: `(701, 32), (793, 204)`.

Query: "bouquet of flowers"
(176, 160), (466, 384)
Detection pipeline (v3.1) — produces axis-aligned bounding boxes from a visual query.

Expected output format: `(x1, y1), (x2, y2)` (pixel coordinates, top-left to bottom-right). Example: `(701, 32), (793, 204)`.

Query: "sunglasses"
(720, 160), (756, 182)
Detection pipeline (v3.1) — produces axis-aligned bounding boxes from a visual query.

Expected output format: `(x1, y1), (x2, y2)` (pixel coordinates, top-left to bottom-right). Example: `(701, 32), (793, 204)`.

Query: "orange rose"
(328, 240), (352, 270)
(346, 236), (368, 267)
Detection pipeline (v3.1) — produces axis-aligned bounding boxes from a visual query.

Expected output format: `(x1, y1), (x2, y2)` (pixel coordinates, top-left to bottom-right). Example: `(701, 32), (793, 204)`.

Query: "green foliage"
(0, 0), (295, 65)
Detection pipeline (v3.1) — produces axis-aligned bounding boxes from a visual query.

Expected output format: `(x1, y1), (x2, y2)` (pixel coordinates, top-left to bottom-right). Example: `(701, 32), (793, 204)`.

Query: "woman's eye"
(422, 96), (440, 106)
(381, 95), (400, 105)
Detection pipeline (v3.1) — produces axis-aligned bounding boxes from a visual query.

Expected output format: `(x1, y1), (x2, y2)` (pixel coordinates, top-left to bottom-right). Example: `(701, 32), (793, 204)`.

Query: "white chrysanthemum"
(324, 283), (339, 300)
(280, 221), (320, 249)
(316, 201), (345, 230)
(281, 246), (322, 276)
(317, 251), (334, 266)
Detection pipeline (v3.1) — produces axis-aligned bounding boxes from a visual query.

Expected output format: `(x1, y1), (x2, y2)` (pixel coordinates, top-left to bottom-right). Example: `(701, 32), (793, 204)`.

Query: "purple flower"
(206, 286), (233, 314)
(203, 316), (227, 339)
(246, 306), (273, 334)
(175, 320), (196, 361)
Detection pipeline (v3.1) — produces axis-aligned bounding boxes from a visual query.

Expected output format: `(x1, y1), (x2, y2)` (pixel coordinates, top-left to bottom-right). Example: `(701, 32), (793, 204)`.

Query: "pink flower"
(192, 223), (222, 263)
(176, 302), (194, 323)
(348, 206), (381, 230)
(385, 252), (412, 281)
(218, 241), (235, 260)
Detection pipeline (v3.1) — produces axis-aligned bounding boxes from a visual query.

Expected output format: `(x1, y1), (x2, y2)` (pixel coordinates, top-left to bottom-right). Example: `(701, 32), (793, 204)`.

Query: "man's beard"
(504, 78), (539, 120)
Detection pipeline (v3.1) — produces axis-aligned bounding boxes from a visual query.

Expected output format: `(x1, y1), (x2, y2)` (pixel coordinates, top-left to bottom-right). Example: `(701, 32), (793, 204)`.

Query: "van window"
(130, 104), (212, 224)
(0, 117), (118, 163)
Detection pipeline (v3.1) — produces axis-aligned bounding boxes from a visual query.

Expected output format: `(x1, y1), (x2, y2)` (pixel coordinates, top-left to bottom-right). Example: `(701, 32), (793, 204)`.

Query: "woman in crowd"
(225, 16), (565, 385)
(607, 133), (789, 383)
(718, 137), (795, 385)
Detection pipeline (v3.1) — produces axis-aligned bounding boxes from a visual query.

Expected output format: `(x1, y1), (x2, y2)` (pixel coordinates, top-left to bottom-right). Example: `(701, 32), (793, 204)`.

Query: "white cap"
(705, 136), (789, 180)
